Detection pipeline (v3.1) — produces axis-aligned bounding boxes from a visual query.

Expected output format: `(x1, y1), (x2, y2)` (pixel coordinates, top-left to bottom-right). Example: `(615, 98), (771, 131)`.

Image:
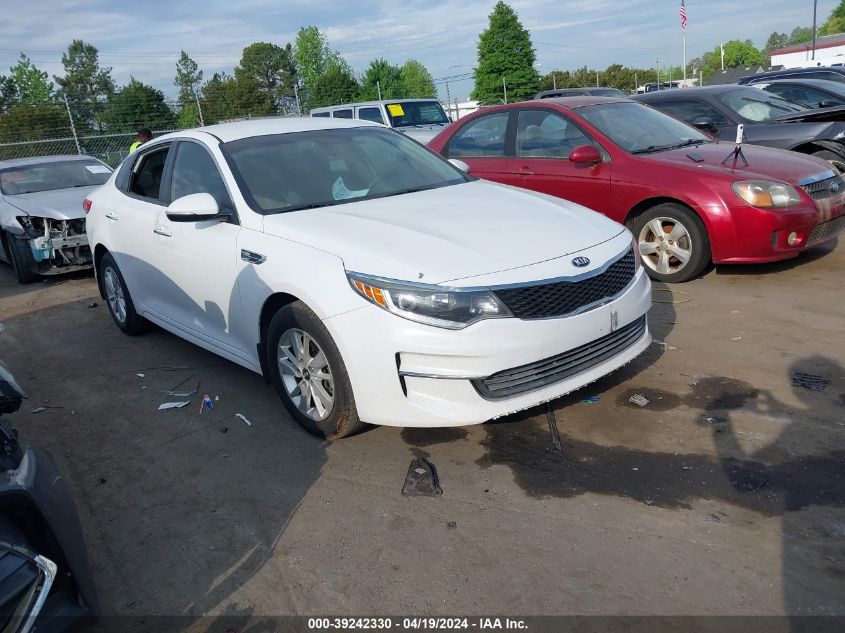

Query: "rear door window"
(128, 144), (171, 202)
(333, 109), (353, 119)
(311, 112), (330, 118)
(448, 112), (510, 158)
(357, 107), (385, 124)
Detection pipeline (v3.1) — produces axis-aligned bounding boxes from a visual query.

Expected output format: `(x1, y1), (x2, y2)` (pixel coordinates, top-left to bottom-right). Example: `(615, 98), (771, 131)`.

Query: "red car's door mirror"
(569, 145), (602, 165)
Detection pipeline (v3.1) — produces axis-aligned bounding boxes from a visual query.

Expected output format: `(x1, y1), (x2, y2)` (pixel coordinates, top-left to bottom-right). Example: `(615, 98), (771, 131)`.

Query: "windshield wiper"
(631, 138), (708, 154)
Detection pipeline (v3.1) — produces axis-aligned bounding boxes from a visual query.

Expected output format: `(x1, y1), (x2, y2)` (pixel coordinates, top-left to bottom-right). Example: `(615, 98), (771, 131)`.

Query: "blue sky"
(0, 0), (838, 101)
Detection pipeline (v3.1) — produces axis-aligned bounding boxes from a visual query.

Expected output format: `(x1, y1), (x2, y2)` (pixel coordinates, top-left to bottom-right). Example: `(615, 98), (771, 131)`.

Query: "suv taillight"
(83, 199), (92, 213)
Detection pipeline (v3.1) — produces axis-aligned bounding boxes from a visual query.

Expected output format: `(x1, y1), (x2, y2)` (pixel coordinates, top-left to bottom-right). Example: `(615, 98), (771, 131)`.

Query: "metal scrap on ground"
(629, 394), (650, 407)
(158, 401), (190, 411)
(235, 413), (252, 427)
(791, 372), (830, 392)
(401, 457), (442, 496)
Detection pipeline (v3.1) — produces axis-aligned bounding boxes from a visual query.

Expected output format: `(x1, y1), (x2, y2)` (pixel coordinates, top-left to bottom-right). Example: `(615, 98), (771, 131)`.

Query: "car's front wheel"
(630, 203), (710, 283)
(4, 232), (39, 284)
(99, 252), (150, 335)
(267, 301), (363, 439)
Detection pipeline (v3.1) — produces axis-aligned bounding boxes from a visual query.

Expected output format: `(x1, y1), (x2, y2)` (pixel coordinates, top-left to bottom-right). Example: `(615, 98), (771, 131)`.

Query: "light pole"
(812, 0), (818, 60)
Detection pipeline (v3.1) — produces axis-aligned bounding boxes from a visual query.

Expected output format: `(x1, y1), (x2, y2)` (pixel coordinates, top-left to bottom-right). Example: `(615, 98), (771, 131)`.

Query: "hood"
(2, 185), (98, 219)
(642, 141), (833, 183)
(261, 180), (625, 285)
(399, 125), (451, 144)
(774, 105), (845, 123)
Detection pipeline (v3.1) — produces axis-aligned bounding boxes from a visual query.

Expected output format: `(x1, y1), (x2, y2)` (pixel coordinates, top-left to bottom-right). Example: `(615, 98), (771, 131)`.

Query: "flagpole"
(683, 29), (687, 80)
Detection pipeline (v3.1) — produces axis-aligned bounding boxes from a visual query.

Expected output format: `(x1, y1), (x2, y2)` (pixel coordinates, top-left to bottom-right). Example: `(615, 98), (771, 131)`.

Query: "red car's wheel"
(631, 203), (710, 283)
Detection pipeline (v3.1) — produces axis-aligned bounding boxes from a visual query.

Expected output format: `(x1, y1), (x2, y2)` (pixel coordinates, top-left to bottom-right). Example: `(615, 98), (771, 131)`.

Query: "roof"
(705, 66), (766, 86)
(520, 96), (632, 109)
(769, 32), (845, 56)
(167, 116), (381, 143)
(309, 99), (441, 113)
(633, 85), (746, 101)
(761, 78), (845, 90)
(0, 155), (99, 169)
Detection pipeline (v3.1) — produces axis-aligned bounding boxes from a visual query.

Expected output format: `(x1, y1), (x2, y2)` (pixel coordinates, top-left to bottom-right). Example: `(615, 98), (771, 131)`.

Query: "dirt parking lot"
(1, 241), (843, 628)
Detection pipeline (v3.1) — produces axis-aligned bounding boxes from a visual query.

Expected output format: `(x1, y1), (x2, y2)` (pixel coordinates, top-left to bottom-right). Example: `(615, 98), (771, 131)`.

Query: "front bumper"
(326, 269), (652, 427)
(713, 197), (845, 264)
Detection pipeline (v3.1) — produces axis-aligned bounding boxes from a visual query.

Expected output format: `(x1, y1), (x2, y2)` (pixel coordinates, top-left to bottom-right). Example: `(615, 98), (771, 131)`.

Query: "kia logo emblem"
(572, 256), (591, 267)
(831, 182), (840, 193)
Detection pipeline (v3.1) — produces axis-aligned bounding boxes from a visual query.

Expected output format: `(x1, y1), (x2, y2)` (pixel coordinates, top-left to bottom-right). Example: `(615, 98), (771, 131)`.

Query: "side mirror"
(449, 158), (470, 173)
(568, 145), (602, 165)
(166, 192), (229, 223)
(818, 99), (839, 108)
(692, 116), (718, 133)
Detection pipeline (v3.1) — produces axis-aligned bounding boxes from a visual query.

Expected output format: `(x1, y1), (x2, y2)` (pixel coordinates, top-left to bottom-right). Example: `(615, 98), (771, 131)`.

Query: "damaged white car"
(0, 155), (112, 283)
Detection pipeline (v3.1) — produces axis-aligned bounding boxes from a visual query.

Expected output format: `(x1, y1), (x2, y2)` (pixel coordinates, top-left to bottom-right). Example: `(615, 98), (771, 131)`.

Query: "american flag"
(680, 0), (687, 29)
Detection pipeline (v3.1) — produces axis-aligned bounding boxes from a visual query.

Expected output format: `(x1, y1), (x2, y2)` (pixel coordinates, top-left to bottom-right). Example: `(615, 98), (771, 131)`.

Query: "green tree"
(359, 59), (403, 100)
(399, 60), (436, 98)
(97, 78), (175, 133)
(764, 32), (790, 52)
(307, 65), (359, 110)
(9, 54), (53, 103)
(472, 1), (539, 104)
(234, 42), (297, 112)
(0, 76), (18, 111)
(820, 0), (845, 35)
(177, 102), (201, 128)
(702, 40), (766, 80)
(294, 26), (351, 98)
(174, 50), (203, 105)
(788, 26), (814, 44)
(0, 103), (71, 146)
(54, 40), (115, 128)
(200, 72), (274, 124)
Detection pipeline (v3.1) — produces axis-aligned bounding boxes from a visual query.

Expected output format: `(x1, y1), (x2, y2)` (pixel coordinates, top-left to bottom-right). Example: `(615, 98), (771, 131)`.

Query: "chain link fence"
(0, 130), (180, 166)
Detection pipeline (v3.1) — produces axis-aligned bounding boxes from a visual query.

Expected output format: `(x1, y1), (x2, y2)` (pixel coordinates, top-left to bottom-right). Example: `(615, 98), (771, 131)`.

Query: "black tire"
(629, 203), (710, 283)
(99, 252), (150, 335)
(811, 149), (845, 174)
(5, 232), (39, 284)
(266, 301), (363, 439)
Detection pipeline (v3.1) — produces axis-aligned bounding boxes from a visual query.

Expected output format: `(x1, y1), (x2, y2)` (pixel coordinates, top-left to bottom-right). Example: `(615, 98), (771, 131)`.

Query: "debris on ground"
(580, 396), (600, 405)
(99, 478), (107, 484)
(447, 521), (457, 529)
(220, 427), (228, 434)
(136, 373), (145, 378)
(87, 302), (98, 309)
(791, 372), (830, 392)
(653, 340), (678, 350)
(730, 336), (742, 341)
(701, 414), (727, 425)
(30, 407), (47, 414)
(160, 379), (201, 398)
(545, 403), (562, 451)
(235, 413), (252, 427)
(628, 393), (650, 407)
(199, 395), (213, 413)
(401, 457), (442, 496)
(158, 401), (190, 411)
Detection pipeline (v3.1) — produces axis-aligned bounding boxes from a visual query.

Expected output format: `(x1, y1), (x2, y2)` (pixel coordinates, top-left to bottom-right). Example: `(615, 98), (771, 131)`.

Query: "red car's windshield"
(577, 102), (711, 154)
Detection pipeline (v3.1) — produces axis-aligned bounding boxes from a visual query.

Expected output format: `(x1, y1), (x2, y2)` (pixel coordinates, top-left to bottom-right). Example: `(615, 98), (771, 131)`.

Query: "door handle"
(518, 166), (534, 175)
(105, 211), (119, 220)
(153, 226), (172, 237)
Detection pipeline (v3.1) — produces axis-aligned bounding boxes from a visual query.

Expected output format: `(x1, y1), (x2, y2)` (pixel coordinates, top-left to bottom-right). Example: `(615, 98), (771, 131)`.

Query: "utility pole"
(63, 95), (81, 155)
(634, 72), (638, 93)
(812, 0), (818, 60)
(293, 83), (301, 116)
(656, 57), (662, 90)
(553, 71), (557, 90)
(445, 79), (451, 118)
(720, 43), (725, 70)
(502, 76), (507, 104)
(596, 71), (600, 87)
(377, 80), (382, 100)
(194, 84), (205, 126)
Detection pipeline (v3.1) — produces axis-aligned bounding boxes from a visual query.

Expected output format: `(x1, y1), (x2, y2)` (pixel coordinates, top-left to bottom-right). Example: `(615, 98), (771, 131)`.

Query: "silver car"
(0, 155), (112, 283)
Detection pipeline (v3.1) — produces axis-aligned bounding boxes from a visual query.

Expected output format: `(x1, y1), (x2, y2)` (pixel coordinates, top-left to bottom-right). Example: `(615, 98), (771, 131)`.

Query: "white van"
(310, 99), (451, 144)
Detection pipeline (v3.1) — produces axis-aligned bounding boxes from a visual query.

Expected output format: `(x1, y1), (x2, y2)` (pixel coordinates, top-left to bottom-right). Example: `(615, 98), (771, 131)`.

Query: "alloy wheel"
(277, 328), (335, 421)
(103, 266), (127, 324)
(637, 216), (693, 276)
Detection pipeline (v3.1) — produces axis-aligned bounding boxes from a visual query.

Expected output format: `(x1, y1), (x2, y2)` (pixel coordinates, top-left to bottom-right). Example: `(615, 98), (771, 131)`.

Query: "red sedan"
(428, 98), (845, 282)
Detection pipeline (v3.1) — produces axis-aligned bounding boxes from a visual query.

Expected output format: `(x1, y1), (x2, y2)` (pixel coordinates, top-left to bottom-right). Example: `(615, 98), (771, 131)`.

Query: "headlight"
(347, 273), (512, 329)
(732, 181), (802, 208)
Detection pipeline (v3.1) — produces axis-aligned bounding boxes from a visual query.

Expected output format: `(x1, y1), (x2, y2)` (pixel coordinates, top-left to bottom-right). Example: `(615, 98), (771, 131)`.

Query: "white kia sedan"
(85, 118), (652, 438)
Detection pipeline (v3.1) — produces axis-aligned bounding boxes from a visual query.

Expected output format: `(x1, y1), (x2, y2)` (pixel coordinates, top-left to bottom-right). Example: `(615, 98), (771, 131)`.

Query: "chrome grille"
(800, 174), (844, 200)
(493, 249), (636, 320)
(472, 316), (647, 400)
(808, 215), (845, 244)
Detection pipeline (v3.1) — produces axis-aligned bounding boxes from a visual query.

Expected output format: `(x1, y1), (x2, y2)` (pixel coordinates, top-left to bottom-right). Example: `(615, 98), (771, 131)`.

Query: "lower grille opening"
(472, 315), (647, 400)
(807, 215), (845, 245)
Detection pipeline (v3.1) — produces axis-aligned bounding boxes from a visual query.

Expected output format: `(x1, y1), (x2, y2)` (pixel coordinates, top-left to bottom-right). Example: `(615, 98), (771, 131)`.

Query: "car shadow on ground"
(0, 264), (329, 629)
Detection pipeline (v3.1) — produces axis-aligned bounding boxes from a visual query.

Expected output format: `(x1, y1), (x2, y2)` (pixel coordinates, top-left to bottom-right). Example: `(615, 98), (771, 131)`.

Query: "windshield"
(385, 101), (450, 127)
(719, 88), (807, 121)
(224, 126), (469, 214)
(592, 89), (626, 97)
(0, 160), (112, 195)
(577, 102), (710, 153)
